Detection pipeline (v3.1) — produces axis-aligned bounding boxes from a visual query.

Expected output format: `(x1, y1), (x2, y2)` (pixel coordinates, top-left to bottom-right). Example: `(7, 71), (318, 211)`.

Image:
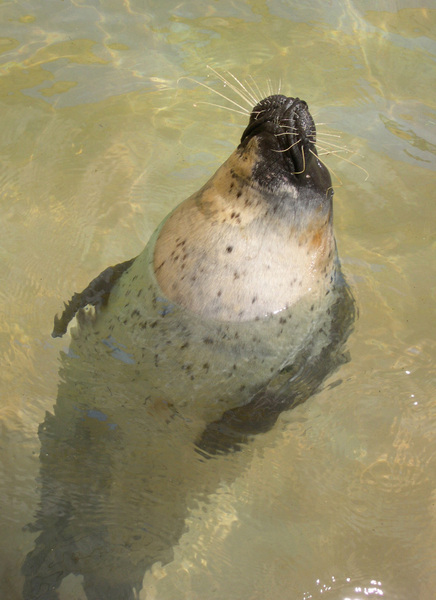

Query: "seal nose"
(282, 99), (316, 145)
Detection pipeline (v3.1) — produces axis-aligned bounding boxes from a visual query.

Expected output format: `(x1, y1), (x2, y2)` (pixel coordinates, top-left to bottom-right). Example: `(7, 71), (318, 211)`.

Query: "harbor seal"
(23, 94), (355, 599)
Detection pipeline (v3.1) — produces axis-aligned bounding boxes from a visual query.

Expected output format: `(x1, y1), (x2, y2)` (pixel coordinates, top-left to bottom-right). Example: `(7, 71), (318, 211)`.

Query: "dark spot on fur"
(217, 290), (222, 297)
(252, 296), (257, 304)
(279, 317), (286, 324)
(226, 246), (233, 253)
(203, 337), (214, 345)
(237, 191), (242, 198)
(310, 305), (314, 311)
(131, 309), (140, 318)
(233, 271), (240, 280)
(203, 362), (210, 371)
(150, 321), (158, 328)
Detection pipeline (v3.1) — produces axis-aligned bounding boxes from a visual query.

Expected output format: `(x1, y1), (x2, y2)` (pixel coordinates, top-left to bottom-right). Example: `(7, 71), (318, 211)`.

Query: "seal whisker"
(221, 69), (260, 106)
(274, 131), (298, 137)
(308, 148), (343, 187)
(195, 101), (250, 116)
(179, 76), (250, 114)
(315, 138), (354, 153)
(316, 147), (369, 180)
(291, 145), (306, 175)
(316, 132), (343, 139)
(246, 75), (264, 102)
(242, 78), (261, 104)
(318, 149), (349, 156)
(277, 125), (299, 132)
(206, 66), (255, 108)
(271, 138), (301, 153)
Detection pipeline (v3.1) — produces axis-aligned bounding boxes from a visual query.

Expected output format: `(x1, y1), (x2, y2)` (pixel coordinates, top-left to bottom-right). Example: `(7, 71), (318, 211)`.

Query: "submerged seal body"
(24, 95), (355, 599)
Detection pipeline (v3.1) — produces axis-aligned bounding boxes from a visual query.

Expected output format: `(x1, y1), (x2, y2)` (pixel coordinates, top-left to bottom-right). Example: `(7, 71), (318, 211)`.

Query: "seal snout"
(240, 94), (324, 188)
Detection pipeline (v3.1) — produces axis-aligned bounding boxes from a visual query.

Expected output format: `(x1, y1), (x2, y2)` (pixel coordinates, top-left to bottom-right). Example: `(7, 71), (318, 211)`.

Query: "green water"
(0, 1), (435, 598)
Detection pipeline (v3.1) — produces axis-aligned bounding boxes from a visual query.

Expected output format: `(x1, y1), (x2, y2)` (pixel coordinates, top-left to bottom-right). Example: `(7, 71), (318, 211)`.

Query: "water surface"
(0, 1), (435, 598)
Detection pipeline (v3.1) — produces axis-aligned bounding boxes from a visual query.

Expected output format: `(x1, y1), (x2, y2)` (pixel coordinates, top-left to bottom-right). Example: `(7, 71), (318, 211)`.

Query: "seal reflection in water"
(23, 95), (355, 599)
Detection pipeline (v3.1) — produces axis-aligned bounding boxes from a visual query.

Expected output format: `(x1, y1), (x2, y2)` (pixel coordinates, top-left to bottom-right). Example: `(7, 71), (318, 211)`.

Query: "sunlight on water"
(0, 0), (435, 598)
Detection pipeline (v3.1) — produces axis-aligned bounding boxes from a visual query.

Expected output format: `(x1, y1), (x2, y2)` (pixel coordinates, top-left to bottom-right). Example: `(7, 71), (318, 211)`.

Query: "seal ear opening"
(52, 258), (136, 338)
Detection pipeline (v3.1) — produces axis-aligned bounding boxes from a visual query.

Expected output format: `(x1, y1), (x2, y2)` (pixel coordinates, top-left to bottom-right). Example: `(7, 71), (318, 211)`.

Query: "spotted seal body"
(23, 95), (355, 599)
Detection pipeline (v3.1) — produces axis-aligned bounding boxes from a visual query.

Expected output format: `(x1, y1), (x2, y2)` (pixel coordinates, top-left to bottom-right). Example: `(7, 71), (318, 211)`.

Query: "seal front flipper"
(52, 257), (136, 338)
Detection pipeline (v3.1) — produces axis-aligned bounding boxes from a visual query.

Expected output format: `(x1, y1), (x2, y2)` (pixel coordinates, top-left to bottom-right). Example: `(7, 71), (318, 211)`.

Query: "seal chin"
(239, 95), (332, 199)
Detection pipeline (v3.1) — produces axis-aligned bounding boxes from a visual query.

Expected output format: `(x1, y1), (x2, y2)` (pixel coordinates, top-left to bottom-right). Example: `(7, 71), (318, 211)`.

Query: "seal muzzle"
(240, 94), (331, 198)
